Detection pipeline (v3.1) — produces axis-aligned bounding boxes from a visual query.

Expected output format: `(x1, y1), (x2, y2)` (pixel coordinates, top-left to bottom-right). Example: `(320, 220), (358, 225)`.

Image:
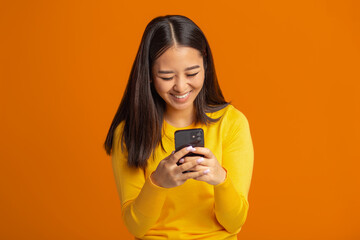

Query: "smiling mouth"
(172, 91), (191, 99)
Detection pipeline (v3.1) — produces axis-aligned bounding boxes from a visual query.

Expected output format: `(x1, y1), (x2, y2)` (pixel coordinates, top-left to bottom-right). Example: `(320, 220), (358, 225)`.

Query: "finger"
(193, 169), (211, 181)
(181, 156), (206, 167)
(178, 156), (204, 166)
(175, 157), (202, 174)
(180, 169), (209, 181)
(191, 147), (213, 158)
(186, 164), (208, 172)
(169, 146), (196, 164)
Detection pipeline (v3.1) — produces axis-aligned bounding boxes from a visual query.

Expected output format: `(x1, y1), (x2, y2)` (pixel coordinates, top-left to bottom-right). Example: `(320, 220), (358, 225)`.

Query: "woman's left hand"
(183, 147), (227, 185)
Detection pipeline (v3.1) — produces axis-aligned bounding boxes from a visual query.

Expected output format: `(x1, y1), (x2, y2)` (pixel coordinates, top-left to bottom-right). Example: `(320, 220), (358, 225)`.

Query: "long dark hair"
(104, 15), (228, 168)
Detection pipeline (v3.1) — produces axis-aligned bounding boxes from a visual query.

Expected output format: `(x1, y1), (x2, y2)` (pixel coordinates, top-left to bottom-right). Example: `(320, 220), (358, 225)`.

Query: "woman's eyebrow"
(158, 65), (200, 74)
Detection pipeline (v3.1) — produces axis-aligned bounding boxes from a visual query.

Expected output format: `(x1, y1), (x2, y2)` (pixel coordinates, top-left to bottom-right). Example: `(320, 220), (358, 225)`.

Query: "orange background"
(1, 0), (359, 239)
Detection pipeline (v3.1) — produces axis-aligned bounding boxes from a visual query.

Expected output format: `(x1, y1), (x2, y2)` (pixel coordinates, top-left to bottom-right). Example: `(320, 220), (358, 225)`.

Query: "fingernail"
(197, 157), (204, 163)
(171, 151), (175, 155)
(186, 146), (195, 151)
(204, 169), (210, 174)
(179, 158), (184, 163)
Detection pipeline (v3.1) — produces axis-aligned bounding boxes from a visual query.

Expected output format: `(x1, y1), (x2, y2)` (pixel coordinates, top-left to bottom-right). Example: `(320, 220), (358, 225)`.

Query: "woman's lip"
(170, 90), (192, 102)
(170, 91), (192, 97)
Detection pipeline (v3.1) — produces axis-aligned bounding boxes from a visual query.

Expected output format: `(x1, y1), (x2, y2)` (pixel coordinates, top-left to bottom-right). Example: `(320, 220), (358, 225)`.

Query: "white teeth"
(174, 91), (190, 99)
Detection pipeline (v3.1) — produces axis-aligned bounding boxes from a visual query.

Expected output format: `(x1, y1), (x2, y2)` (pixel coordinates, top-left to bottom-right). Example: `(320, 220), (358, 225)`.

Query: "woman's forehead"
(153, 46), (203, 70)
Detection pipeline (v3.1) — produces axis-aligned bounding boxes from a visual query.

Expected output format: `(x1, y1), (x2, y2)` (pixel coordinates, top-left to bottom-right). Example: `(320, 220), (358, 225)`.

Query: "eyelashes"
(161, 72), (199, 81)
(188, 72), (199, 77)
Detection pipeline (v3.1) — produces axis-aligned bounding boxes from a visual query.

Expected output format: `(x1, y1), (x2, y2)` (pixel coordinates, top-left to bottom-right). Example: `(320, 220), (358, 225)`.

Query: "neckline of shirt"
(163, 119), (201, 139)
(162, 104), (232, 139)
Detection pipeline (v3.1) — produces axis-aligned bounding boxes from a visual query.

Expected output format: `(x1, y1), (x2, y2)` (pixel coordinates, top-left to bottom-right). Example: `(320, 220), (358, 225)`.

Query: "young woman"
(104, 15), (254, 240)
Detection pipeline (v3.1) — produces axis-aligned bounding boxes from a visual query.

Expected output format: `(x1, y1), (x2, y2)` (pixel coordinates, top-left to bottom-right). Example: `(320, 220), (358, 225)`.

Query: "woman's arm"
(111, 125), (167, 238)
(214, 109), (254, 233)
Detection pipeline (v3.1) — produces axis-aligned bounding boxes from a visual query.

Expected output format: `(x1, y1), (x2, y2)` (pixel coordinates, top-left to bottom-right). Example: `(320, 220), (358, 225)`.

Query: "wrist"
(150, 171), (161, 187)
(216, 167), (227, 185)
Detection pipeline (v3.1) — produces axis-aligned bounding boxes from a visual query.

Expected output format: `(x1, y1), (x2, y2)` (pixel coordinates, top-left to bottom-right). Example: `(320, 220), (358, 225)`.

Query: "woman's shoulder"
(112, 121), (130, 157)
(113, 121), (126, 150)
(208, 104), (248, 123)
(113, 121), (125, 142)
(225, 104), (248, 122)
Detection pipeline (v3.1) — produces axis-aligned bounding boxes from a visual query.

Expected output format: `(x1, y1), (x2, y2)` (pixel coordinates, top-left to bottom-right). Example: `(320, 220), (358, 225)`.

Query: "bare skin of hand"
(184, 147), (227, 186)
(150, 146), (209, 188)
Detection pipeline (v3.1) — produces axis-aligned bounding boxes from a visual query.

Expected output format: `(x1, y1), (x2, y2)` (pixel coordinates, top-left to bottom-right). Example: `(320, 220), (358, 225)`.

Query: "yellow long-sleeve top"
(112, 104), (254, 239)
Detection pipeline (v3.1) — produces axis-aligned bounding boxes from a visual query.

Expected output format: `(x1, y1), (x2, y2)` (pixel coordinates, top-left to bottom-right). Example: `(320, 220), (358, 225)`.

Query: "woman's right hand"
(150, 146), (208, 188)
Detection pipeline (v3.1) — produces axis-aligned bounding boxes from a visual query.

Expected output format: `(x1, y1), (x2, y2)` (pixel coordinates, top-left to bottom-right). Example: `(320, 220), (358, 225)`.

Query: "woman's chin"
(166, 101), (194, 112)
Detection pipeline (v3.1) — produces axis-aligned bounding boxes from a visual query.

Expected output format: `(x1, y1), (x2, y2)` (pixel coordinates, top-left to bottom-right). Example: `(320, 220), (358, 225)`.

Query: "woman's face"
(152, 46), (205, 114)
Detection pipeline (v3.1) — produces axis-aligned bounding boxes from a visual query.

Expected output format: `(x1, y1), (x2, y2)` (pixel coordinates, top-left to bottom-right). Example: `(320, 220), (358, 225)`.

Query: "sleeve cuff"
(214, 167), (229, 188)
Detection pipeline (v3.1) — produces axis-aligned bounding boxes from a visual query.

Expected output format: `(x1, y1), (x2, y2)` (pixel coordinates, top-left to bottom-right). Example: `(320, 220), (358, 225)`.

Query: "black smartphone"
(174, 128), (204, 171)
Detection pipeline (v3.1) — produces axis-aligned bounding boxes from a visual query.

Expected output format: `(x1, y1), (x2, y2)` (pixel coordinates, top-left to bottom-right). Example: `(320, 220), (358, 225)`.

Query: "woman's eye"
(160, 72), (199, 81)
(187, 72), (199, 77)
(161, 77), (174, 81)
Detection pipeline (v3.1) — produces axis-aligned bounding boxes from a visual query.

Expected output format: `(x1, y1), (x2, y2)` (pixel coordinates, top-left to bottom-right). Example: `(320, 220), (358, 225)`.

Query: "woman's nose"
(173, 75), (187, 93)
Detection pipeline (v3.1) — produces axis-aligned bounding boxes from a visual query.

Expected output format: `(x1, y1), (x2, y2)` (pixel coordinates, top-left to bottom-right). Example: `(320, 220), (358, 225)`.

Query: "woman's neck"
(164, 105), (195, 128)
